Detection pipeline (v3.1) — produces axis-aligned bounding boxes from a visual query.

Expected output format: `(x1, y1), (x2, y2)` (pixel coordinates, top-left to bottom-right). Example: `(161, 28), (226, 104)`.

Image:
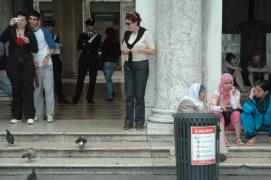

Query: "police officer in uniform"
(72, 18), (101, 104)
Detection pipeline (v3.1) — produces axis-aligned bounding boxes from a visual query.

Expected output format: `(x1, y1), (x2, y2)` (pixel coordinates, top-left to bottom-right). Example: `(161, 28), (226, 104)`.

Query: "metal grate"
(174, 113), (220, 180)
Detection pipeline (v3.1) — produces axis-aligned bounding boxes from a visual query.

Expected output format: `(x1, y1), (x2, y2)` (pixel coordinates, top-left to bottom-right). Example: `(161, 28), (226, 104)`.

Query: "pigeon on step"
(22, 149), (36, 161)
(75, 136), (87, 152)
(6, 129), (14, 145)
(27, 168), (37, 180)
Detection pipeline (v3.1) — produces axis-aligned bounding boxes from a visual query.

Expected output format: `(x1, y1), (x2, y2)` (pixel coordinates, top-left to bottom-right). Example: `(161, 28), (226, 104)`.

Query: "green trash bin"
(174, 113), (220, 180)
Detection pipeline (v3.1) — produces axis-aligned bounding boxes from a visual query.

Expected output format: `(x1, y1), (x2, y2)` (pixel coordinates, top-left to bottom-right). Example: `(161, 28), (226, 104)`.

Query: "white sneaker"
(34, 116), (42, 121)
(10, 119), (18, 124)
(47, 115), (54, 123)
(27, 119), (34, 125)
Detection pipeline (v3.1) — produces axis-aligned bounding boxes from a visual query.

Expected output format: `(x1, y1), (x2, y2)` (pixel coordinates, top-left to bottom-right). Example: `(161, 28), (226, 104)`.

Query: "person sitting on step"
(209, 73), (244, 146)
(241, 80), (271, 145)
(247, 52), (269, 87)
(224, 53), (246, 91)
(177, 83), (227, 162)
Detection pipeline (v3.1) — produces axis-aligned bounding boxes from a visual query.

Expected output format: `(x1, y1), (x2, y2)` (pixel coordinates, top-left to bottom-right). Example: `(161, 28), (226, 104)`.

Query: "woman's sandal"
(224, 137), (230, 147)
(246, 138), (257, 146)
(235, 139), (245, 145)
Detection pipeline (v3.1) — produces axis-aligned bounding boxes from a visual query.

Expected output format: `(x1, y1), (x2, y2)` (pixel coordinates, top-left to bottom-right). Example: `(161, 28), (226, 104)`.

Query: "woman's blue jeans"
(0, 79), (12, 97)
(103, 62), (116, 99)
(0, 70), (12, 97)
(124, 60), (149, 127)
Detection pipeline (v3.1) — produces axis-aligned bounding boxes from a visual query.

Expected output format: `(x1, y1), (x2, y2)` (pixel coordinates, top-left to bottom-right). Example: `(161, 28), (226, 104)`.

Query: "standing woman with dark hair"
(241, 80), (271, 145)
(101, 27), (121, 101)
(225, 53), (246, 91)
(122, 12), (155, 130)
(0, 12), (38, 124)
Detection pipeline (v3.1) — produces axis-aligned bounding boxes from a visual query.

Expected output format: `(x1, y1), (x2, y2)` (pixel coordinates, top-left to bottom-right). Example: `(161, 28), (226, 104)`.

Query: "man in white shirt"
(28, 11), (56, 124)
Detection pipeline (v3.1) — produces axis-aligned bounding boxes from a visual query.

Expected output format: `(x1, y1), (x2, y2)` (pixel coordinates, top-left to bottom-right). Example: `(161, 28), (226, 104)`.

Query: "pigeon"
(22, 149), (36, 161)
(75, 136), (87, 152)
(6, 129), (14, 145)
(27, 168), (37, 180)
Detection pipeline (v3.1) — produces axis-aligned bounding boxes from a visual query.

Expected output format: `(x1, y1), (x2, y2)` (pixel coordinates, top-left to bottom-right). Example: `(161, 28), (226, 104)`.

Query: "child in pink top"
(210, 73), (244, 146)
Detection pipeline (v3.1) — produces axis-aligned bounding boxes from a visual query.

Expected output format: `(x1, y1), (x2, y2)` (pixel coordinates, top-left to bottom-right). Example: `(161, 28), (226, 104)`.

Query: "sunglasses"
(125, 22), (132, 26)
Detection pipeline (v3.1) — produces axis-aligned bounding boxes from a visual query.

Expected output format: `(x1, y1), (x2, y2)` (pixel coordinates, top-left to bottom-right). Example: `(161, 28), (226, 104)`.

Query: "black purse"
(0, 44), (7, 70)
(222, 107), (234, 127)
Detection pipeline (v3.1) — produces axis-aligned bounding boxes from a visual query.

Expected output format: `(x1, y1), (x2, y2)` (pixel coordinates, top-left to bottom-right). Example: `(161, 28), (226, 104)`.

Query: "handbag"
(221, 107), (234, 127)
(216, 94), (243, 127)
(0, 44), (7, 70)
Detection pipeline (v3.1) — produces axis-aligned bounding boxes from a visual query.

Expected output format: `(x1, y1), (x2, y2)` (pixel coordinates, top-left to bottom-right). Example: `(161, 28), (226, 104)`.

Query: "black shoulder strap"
(124, 27), (146, 49)
(123, 31), (131, 43)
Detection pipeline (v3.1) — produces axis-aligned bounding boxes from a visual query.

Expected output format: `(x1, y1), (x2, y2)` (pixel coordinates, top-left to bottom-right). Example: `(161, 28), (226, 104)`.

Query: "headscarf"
(182, 83), (205, 110)
(218, 73), (233, 99)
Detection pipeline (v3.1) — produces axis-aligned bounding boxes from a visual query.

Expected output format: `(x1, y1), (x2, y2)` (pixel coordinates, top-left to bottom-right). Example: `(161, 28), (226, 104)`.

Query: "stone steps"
(1, 156), (271, 178)
(0, 121), (270, 179)
(226, 131), (270, 142)
(220, 157), (271, 176)
(228, 143), (271, 158)
(0, 141), (171, 158)
(0, 132), (173, 142)
(0, 157), (175, 177)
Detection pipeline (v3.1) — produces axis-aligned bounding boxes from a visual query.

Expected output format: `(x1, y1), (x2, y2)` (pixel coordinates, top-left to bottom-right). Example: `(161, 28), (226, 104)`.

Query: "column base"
(147, 108), (175, 135)
(147, 121), (173, 135)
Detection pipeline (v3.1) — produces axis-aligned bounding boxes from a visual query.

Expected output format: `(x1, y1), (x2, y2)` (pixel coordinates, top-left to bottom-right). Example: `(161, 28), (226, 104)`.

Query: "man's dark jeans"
(124, 60), (149, 127)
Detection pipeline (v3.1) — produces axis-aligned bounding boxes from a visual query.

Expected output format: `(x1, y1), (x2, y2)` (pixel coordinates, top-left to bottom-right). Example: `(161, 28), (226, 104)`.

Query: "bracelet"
(46, 55), (51, 58)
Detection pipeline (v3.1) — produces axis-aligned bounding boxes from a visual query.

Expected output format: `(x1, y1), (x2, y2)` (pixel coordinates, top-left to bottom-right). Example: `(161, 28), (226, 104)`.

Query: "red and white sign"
(191, 126), (216, 165)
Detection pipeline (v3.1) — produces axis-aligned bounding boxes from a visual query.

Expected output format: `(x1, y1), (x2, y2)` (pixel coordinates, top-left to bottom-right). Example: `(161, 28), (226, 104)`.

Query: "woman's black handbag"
(222, 107), (243, 126)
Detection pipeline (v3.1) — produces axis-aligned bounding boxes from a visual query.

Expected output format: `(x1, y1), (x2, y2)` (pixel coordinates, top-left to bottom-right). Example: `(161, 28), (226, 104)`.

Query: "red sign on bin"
(191, 126), (216, 165)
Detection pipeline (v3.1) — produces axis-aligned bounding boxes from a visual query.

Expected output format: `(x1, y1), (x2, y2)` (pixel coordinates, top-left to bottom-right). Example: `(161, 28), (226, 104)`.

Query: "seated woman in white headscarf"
(177, 83), (209, 113)
(176, 83), (228, 162)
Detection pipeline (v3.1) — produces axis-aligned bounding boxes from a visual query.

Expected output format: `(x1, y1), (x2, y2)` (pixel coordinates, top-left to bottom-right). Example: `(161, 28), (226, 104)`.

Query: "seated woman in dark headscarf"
(241, 80), (271, 145)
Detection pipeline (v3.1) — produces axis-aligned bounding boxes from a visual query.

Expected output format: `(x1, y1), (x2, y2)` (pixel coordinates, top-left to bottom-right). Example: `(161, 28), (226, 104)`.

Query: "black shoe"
(88, 100), (95, 104)
(218, 153), (227, 162)
(58, 98), (70, 104)
(135, 125), (144, 130)
(105, 98), (113, 101)
(123, 125), (133, 130)
(72, 97), (78, 104)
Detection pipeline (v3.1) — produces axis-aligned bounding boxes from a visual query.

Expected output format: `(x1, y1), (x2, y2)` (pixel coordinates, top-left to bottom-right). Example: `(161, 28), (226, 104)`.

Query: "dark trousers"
(124, 60), (149, 126)
(6, 60), (35, 119)
(73, 56), (98, 102)
(52, 54), (65, 100)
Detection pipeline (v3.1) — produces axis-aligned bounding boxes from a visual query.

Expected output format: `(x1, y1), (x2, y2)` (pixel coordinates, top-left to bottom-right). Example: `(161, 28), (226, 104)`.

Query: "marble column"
(0, 0), (13, 28)
(136, 0), (157, 123)
(53, 0), (83, 74)
(83, 0), (91, 32)
(202, 0), (222, 101)
(148, 0), (203, 134)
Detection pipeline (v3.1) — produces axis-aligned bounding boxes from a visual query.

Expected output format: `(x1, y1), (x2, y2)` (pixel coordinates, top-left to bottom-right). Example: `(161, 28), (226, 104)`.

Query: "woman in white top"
(121, 12), (155, 130)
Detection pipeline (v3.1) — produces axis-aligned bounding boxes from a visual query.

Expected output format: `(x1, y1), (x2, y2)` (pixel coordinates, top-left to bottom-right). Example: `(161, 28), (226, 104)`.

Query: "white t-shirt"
(122, 31), (155, 62)
(32, 29), (52, 66)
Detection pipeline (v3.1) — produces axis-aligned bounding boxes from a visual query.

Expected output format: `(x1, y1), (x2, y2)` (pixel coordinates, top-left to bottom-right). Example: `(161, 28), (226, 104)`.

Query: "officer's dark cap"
(84, 18), (95, 26)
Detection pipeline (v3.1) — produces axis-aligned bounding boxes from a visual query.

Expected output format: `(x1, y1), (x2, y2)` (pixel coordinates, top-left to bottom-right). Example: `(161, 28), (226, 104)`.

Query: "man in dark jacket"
(72, 18), (101, 104)
(46, 22), (69, 104)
